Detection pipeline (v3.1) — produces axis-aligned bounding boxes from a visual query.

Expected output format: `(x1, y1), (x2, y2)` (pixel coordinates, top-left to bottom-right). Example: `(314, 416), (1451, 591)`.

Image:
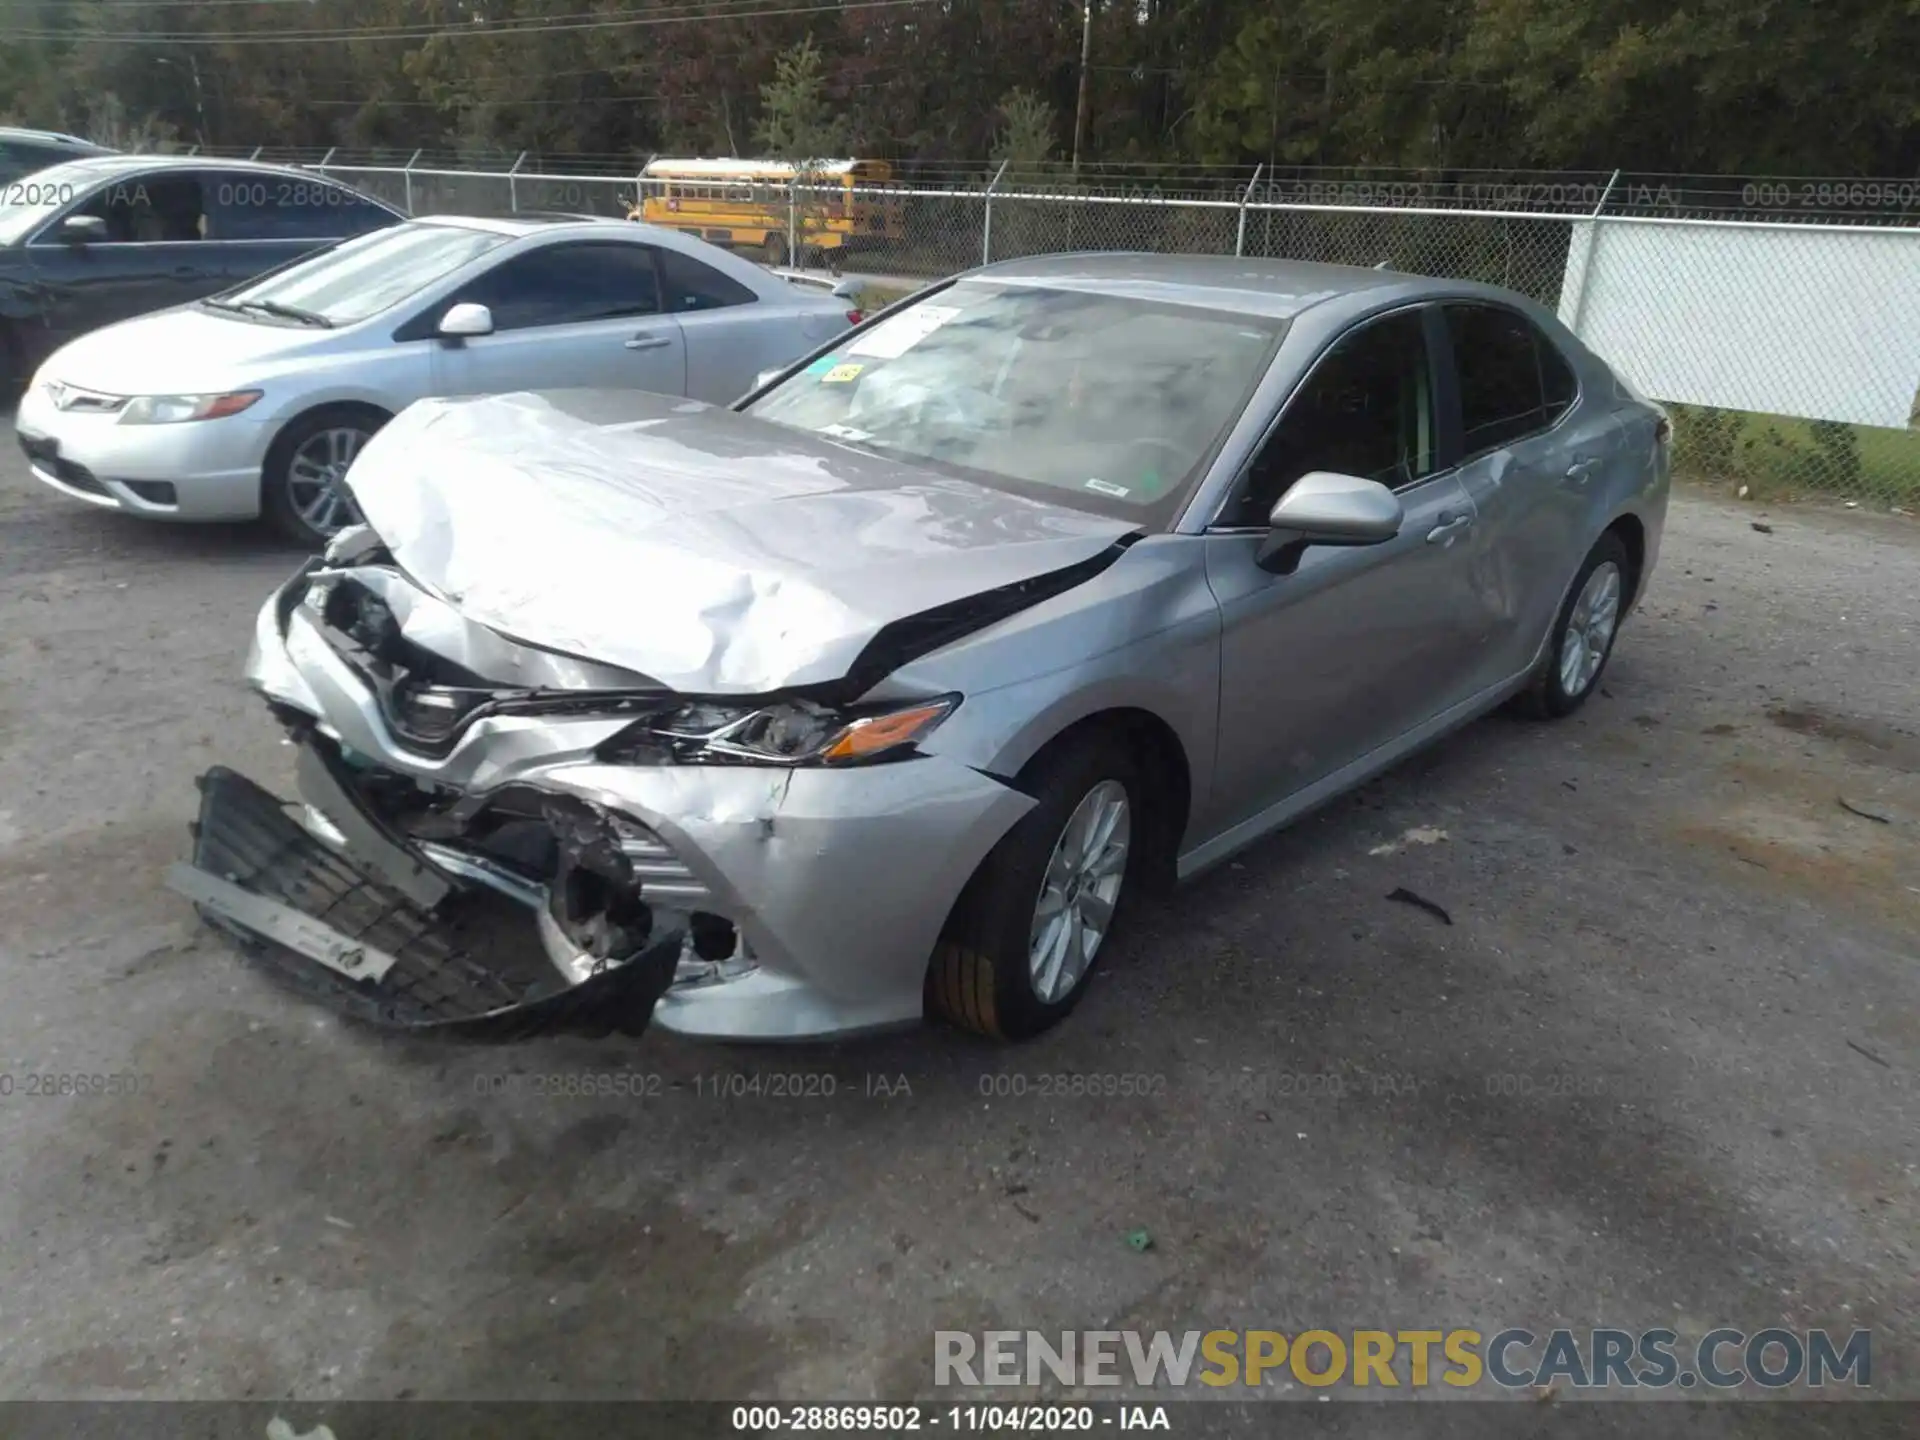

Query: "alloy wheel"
(1027, 779), (1131, 1004)
(285, 426), (370, 538)
(1558, 559), (1622, 698)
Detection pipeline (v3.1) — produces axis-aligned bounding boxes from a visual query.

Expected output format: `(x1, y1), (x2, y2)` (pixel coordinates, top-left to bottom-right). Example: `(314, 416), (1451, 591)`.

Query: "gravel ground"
(0, 441), (1915, 1422)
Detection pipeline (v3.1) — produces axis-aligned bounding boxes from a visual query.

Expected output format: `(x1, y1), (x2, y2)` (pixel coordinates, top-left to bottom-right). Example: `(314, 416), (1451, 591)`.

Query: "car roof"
(24, 153), (372, 185)
(968, 251), (1421, 321)
(414, 214), (726, 249)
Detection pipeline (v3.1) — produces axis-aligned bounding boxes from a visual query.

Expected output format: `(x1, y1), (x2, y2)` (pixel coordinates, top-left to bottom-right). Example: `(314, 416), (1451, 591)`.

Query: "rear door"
(426, 238), (686, 397)
(655, 244), (833, 402)
(26, 169), (219, 346)
(1439, 302), (1616, 687)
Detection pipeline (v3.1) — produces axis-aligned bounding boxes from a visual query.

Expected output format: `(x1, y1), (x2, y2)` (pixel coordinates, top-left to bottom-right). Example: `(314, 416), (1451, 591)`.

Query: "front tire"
(1515, 532), (1630, 719)
(262, 408), (387, 547)
(927, 734), (1141, 1041)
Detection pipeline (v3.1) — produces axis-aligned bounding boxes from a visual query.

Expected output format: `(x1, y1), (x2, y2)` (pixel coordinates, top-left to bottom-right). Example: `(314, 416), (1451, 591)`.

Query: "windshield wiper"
(235, 298), (334, 328)
(198, 296), (249, 313)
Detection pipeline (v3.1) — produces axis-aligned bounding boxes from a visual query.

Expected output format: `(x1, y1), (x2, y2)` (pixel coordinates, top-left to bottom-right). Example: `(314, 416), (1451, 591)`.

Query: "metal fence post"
(508, 151), (526, 213)
(788, 175), (800, 266)
(1235, 163), (1265, 257)
(982, 160), (1009, 266)
(402, 149), (421, 215)
(1564, 168), (1621, 339)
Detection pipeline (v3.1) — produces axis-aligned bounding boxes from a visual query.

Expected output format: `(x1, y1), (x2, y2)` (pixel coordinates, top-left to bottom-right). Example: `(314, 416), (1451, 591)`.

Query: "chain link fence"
(289, 152), (1920, 514)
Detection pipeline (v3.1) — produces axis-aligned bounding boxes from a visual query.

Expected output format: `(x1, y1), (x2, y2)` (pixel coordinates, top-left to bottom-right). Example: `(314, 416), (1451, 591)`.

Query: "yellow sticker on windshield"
(821, 363), (865, 384)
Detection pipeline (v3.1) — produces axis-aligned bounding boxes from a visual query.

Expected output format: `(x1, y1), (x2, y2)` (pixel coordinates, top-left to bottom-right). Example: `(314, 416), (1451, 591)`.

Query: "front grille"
(613, 823), (712, 907)
(18, 434), (108, 495)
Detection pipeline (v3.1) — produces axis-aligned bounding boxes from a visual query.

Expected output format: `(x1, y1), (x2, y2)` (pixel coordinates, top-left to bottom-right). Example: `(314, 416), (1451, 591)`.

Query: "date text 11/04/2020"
(732, 1406), (1170, 1431)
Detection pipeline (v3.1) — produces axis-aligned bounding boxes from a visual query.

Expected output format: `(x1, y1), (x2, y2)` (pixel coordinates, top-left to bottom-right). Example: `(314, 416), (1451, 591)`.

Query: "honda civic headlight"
(120, 390), (262, 425)
(601, 695), (959, 767)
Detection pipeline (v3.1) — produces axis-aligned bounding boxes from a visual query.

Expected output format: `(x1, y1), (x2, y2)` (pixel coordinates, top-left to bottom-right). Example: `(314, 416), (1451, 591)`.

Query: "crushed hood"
(344, 390), (1141, 695)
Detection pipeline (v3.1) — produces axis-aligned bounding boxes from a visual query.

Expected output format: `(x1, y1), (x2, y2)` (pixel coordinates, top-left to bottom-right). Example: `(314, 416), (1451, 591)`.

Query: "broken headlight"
(602, 695), (959, 767)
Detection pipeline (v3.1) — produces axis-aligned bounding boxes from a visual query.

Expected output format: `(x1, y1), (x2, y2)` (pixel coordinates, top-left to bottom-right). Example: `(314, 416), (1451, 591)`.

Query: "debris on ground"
(1847, 1040), (1892, 1069)
(1386, 888), (1453, 926)
(1838, 796), (1894, 824)
(1124, 1228), (1154, 1252)
(1368, 825), (1449, 857)
(1751, 521), (1774, 534)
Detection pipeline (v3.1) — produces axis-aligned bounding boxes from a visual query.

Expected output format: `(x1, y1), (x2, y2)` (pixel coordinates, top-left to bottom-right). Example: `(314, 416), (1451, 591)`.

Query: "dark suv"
(0, 127), (114, 187)
(0, 154), (404, 387)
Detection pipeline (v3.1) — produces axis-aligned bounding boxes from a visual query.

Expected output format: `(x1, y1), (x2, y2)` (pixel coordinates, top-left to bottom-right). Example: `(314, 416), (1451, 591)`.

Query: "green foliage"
(0, 0), (1913, 176)
(991, 89), (1057, 169)
(756, 36), (850, 163)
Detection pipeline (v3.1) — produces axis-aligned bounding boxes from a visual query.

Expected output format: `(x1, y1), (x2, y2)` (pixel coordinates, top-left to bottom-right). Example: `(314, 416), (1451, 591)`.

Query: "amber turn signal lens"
(818, 699), (955, 763)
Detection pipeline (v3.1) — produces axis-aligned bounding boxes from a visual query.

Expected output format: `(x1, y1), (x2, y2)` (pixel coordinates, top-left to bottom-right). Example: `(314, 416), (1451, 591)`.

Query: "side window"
(1444, 303), (1561, 455)
(655, 247), (758, 312)
(1224, 309), (1435, 526)
(452, 242), (660, 331)
(211, 176), (395, 241)
(1539, 332), (1578, 425)
(67, 173), (207, 243)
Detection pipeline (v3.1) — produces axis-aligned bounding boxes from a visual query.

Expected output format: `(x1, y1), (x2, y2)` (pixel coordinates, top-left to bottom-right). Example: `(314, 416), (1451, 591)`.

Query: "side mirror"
(437, 302), (494, 339)
(1256, 471), (1404, 575)
(58, 214), (108, 245)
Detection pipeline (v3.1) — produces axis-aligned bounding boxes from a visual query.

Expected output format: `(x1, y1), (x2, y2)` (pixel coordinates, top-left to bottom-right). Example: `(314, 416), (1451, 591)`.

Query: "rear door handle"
(1565, 457), (1599, 483)
(625, 332), (672, 351)
(1425, 511), (1473, 544)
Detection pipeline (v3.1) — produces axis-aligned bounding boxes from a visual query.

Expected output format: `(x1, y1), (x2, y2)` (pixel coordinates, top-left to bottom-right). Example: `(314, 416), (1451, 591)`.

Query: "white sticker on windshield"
(847, 304), (962, 359)
(1084, 477), (1130, 498)
(820, 423), (874, 442)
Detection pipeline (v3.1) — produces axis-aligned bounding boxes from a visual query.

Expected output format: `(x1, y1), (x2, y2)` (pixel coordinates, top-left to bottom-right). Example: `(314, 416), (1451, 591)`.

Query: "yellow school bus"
(634, 158), (905, 264)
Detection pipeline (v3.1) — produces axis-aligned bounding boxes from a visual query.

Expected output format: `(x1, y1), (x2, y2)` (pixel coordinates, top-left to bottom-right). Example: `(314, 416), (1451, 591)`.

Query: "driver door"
(1200, 306), (1486, 837)
(427, 239), (686, 397)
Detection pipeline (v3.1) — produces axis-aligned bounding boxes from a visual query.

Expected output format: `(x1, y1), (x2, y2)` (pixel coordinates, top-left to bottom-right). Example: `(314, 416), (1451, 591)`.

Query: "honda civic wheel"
(263, 409), (387, 547)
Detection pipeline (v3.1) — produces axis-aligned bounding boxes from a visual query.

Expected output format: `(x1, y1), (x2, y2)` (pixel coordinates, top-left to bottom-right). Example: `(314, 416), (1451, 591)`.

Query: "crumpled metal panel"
(342, 389), (1139, 694)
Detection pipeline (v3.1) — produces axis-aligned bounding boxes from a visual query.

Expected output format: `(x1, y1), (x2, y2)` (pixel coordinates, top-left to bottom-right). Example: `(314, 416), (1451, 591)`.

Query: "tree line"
(1, 1), (1915, 179)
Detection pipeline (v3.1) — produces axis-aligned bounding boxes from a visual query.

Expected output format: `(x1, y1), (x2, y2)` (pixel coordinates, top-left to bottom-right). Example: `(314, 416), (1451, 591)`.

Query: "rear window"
(657, 247), (757, 311)
(1444, 303), (1575, 455)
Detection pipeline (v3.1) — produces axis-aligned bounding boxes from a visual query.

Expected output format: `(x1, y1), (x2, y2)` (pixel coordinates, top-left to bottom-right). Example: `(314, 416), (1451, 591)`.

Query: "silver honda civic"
(171, 252), (1669, 1045)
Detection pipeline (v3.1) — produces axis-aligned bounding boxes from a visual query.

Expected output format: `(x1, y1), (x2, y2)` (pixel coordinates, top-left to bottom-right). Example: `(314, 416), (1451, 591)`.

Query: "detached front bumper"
(177, 570), (1033, 1043)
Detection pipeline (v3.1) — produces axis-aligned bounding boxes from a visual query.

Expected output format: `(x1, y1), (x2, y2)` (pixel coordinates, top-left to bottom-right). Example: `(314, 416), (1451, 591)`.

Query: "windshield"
(0, 159), (102, 244)
(217, 222), (509, 325)
(743, 279), (1284, 520)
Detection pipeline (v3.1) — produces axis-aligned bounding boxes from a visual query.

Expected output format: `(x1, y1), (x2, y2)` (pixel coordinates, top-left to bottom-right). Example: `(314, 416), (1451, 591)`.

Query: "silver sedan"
(172, 253), (1669, 1044)
(15, 214), (858, 543)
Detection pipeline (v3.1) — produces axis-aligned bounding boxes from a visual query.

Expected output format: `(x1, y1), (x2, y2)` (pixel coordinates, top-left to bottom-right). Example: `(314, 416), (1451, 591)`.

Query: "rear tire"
(1513, 532), (1631, 719)
(261, 406), (388, 548)
(927, 733), (1142, 1041)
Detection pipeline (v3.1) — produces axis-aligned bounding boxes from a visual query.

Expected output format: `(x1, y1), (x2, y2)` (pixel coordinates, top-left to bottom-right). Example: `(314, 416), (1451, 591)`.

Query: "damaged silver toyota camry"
(171, 253), (1669, 1043)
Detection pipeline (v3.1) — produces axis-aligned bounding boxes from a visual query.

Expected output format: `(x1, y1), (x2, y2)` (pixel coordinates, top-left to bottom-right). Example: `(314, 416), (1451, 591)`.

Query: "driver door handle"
(625, 331), (672, 351)
(1426, 511), (1473, 544)
(1565, 457), (1599, 483)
